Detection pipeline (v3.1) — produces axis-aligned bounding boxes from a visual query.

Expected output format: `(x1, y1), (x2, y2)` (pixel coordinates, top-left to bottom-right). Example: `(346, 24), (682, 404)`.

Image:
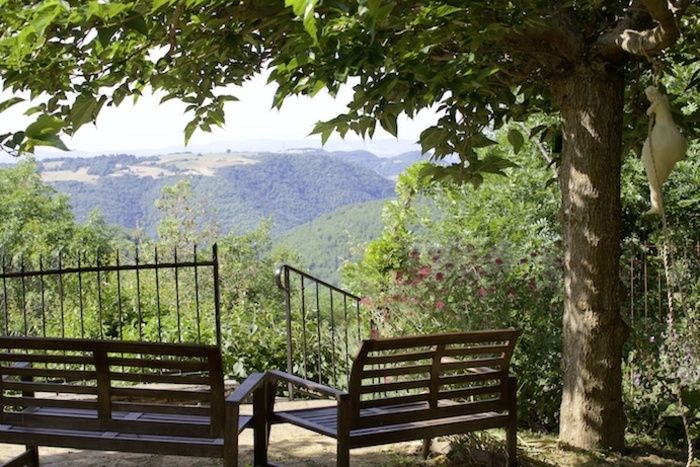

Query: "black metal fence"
(275, 264), (372, 396)
(0, 244), (221, 347)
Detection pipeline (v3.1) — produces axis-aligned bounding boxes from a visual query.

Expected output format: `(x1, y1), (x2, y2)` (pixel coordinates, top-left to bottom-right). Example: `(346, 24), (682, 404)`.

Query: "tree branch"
(597, 0), (687, 61)
(517, 122), (558, 178)
(503, 12), (584, 66)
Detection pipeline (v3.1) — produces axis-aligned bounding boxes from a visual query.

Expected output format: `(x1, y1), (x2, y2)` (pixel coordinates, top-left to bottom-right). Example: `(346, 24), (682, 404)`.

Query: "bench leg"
(337, 440), (350, 467)
(506, 425), (517, 467)
(421, 438), (432, 459)
(507, 375), (518, 466)
(26, 447), (39, 467)
(3, 446), (39, 467)
(223, 435), (238, 467)
(252, 384), (269, 467)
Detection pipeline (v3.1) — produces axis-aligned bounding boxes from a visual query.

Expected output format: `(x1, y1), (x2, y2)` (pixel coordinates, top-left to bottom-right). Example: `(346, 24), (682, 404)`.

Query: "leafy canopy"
(1, 1), (698, 184)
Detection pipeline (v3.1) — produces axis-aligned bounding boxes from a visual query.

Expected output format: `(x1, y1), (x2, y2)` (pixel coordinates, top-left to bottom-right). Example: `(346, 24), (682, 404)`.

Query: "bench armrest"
(267, 370), (347, 399)
(226, 372), (267, 405)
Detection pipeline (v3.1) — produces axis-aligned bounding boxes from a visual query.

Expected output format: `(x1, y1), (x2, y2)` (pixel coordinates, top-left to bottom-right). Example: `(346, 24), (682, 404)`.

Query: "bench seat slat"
(2, 397), (97, 410)
(272, 402), (509, 446)
(3, 407), (214, 437)
(442, 345), (508, 357)
(109, 372), (210, 385)
(108, 357), (209, 372)
(358, 383), (503, 409)
(364, 329), (518, 350)
(3, 381), (98, 395)
(359, 392), (430, 408)
(0, 423), (229, 458)
(359, 378), (430, 394)
(363, 351), (434, 365)
(111, 387), (211, 402)
(353, 399), (504, 429)
(1, 366), (96, 380)
(0, 353), (92, 365)
(439, 369), (503, 386)
(440, 358), (504, 371)
(111, 401), (210, 417)
(361, 364), (431, 379)
(350, 412), (509, 448)
(0, 337), (215, 357)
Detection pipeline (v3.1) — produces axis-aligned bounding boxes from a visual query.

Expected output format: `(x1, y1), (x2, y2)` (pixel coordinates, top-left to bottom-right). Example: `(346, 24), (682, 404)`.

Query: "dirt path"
(0, 400), (431, 466)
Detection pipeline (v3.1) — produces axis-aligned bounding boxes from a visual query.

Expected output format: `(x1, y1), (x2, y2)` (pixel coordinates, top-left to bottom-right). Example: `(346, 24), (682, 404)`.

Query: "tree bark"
(552, 67), (627, 451)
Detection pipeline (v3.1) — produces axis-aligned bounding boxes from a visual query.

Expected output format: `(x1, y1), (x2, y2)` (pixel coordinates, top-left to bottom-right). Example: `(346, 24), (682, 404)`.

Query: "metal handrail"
(275, 264), (368, 399)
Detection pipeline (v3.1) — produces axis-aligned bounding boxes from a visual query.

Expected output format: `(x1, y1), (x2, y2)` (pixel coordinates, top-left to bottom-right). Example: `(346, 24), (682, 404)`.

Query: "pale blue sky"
(1, 71), (438, 160)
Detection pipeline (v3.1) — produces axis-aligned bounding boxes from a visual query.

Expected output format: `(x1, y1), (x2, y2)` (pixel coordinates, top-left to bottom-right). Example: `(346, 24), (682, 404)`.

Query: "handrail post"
(279, 266), (295, 400)
(213, 244), (222, 349)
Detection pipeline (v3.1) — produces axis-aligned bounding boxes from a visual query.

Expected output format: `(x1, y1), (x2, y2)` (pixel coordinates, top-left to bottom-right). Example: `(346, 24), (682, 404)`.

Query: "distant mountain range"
(34, 149), (422, 239)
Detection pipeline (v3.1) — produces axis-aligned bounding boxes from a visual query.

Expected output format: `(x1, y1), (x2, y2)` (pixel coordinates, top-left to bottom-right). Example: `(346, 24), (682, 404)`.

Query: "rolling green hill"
(39, 151), (395, 237)
(276, 199), (387, 282)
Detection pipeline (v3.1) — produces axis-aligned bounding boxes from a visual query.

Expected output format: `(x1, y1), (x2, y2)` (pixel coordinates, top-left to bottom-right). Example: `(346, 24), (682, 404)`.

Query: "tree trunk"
(552, 67), (627, 451)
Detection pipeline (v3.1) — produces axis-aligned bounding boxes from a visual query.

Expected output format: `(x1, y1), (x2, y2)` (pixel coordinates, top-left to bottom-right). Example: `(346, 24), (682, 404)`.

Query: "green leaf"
(184, 119), (198, 144)
(70, 94), (97, 130)
(470, 133), (498, 148)
(417, 163), (452, 185)
(97, 26), (118, 48)
(124, 15), (148, 36)
(379, 111), (398, 137)
(419, 126), (448, 154)
(529, 124), (547, 138)
(432, 5), (462, 17)
(311, 121), (334, 145)
(25, 115), (64, 139)
(4, 131), (25, 149)
(151, 0), (175, 13)
(477, 153), (519, 175)
(0, 97), (24, 113)
(29, 134), (68, 151)
(285, 0), (318, 43)
(507, 128), (525, 153)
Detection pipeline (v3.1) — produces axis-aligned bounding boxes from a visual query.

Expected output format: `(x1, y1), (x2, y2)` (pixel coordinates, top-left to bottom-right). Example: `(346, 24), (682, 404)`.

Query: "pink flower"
(435, 300), (445, 310)
(418, 266), (432, 277)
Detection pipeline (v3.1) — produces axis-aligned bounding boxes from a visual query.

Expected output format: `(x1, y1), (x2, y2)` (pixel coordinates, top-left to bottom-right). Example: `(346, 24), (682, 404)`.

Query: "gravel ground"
(0, 400), (430, 467)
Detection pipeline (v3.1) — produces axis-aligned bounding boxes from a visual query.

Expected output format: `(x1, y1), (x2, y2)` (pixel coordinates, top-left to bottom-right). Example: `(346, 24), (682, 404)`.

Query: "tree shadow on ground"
(0, 439), (426, 467)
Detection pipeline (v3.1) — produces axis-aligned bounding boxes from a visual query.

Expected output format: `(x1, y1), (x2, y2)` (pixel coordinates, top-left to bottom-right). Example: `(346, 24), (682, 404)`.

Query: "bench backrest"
(347, 328), (520, 429)
(0, 337), (225, 437)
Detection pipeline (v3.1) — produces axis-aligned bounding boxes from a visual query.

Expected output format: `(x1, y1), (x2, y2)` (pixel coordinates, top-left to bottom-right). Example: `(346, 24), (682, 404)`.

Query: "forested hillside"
(276, 199), (385, 281)
(329, 150), (422, 180)
(37, 151), (396, 237)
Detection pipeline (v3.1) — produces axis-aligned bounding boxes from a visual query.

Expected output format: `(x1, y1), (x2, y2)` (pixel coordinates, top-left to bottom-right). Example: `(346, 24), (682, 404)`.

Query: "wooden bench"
(266, 328), (521, 466)
(0, 337), (268, 467)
